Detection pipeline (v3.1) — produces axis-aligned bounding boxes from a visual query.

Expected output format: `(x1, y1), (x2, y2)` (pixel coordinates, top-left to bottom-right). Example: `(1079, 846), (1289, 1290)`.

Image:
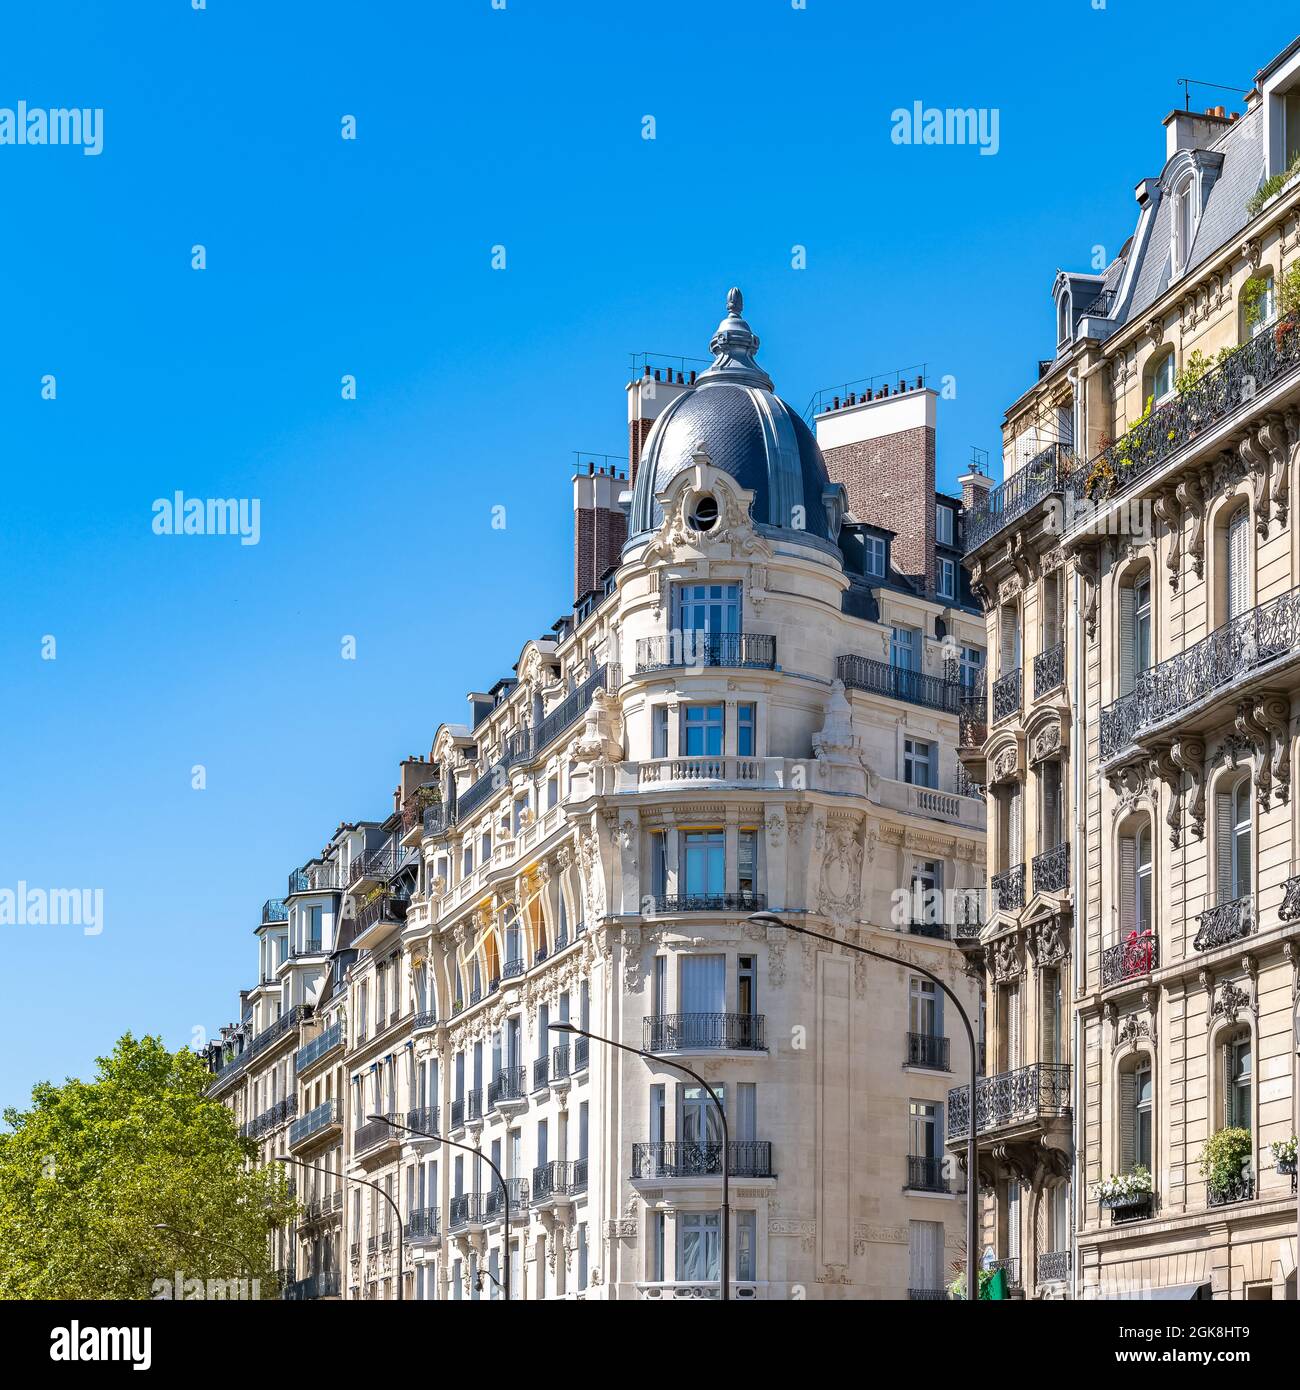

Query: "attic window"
(1056, 291), (1071, 347)
(1171, 174), (1197, 277)
(689, 494), (719, 532)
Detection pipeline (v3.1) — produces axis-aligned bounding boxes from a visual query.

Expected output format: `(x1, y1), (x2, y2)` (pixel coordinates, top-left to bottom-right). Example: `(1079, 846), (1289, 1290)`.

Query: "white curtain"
(679, 954), (725, 1014)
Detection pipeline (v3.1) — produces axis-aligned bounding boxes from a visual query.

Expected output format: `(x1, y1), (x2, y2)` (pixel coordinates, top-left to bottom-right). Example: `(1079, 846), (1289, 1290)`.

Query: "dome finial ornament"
(727, 286), (743, 315)
(701, 284), (771, 390)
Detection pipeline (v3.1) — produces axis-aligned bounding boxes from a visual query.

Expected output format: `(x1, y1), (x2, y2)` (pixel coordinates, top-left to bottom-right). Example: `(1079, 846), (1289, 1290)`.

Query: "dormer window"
(865, 534), (886, 577)
(1056, 291), (1071, 347)
(1171, 174), (1197, 277)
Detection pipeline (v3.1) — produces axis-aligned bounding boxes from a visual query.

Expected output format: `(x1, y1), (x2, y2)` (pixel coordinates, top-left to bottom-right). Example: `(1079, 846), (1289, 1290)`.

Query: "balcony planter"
(1271, 1136), (1296, 1175)
(1094, 1165), (1153, 1216)
(1199, 1127), (1253, 1205)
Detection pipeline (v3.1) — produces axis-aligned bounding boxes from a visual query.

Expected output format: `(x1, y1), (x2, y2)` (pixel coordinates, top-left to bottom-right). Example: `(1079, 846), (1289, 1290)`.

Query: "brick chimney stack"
(573, 464), (627, 602)
(815, 384), (938, 595)
(627, 366), (693, 486)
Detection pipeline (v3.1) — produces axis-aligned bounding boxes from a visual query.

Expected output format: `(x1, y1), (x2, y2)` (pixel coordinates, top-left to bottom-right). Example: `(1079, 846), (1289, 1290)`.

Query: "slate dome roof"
(628, 289), (840, 543)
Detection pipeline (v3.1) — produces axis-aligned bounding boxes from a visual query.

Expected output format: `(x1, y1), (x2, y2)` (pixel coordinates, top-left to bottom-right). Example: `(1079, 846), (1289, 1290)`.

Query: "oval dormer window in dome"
(689, 494), (719, 532)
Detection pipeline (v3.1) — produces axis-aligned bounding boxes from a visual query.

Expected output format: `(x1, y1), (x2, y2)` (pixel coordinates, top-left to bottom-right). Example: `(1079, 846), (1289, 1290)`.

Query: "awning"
(1108, 1281), (1210, 1300)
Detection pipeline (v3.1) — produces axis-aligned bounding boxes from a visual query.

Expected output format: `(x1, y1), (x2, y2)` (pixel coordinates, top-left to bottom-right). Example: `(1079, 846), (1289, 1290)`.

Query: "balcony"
(422, 802), (451, 837)
(947, 1063), (1072, 1140)
(1207, 1175), (1255, 1208)
(262, 897), (288, 924)
(963, 443), (1072, 556)
(404, 1208), (439, 1242)
(1037, 1249), (1071, 1284)
(353, 891), (410, 937)
(449, 1088), (483, 1131)
(1034, 642), (1065, 698)
(989, 1257), (1021, 1290)
(404, 1105), (439, 1138)
(574, 1037), (589, 1072)
(487, 1066), (528, 1112)
(294, 1020), (345, 1074)
(992, 667), (1021, 724)
(631, 1141), (773, 1180)
(484, 1177), (529, 1223)
(905, 1155), (949, 1193)
(906, 1031), (950, 1071)
(353, 1113), (399, 1157)
(1101, 933), (1158, 988)
(532, 1057), (549, 1092)
(289, 1097), (343, 1149)
(1032, 842), (1069, 896)
(412, 1010), (437, 1033)
(958, 689), (987, 750)
(837, 654), (963, 714)
(908, 1287), (949, 1301)
(551, 1043), (571, 1083)
(282, 1270), (341, 1301)
(643, 1013), (766, 1053)
(448, 1193), (485, 1232)
(532, 1159), (580, 1206)
(1101, 583), (1300, 760)
(1071, 310), (1300, 521)
(637, 755), (769, 787)
(1193, 895), (1254, 952)
(287, 862), (339, 896)
(1106, 1190), (1155, 1224)
(649, 891), (766, 915)
(241, 1096), (297, 1140)
(299, 1190), (344, 1225)
(636, 632), (776, 674)
(992, 864), (1025, 913)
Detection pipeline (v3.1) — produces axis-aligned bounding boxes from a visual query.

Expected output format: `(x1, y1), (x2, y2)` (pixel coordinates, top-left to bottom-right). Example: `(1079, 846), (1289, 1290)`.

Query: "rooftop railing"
(963, 443), (1072, 555)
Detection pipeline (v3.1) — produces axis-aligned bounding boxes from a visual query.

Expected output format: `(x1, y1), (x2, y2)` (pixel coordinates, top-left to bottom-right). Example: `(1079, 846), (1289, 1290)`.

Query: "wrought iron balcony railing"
(532, 1057), (549, 1092)
(574, 1037), (589, 1072)
(1207, 1174), (1255, 1208)
(946, 1062), (1071, 1139)
(282, 1270), (341, 1301)
(294, 1020), (344, 1074)
(289, 1097), (342, 1148)
(837, 654), (963, 714)
(1101, 933), (1158, 988)
(1193, 895), (1254, 952)
(963, 443), (1072, 555)
(1032, 842), (1069, 896)
(1283, 873), (1300, 922)
(906, 1154), (949, 1193)
(636, 632), (776, 674)
(404, 1208), (439, 1241)
(352, 891), (410, 936)
(551, 1043), (570, 1081)
(993, 864), (1025, 913)
(907, 920), (950, 940)
(404, 1105), (439, 1137)
(906, 1031), (950, 1071)
(958, 689), (987, 748)
(631, 1140), (773, 1180)
(488, 1067), (528, 1109)
(992, 667), (1021, 723)
(643, 1013), (766, 1052)
(989, 1257), (1021, 1288)
(287, 862), (339, 896)
(448, 1193), (485, 1231)
(1037, 1250), (1071, 1283)
(1101, 582), (1300, 758)
(1034, 641), (1065, 698)
(241, 1096), (297, 1139)
(262, 897), (288, 924)
(532, 1159), (578, 1203)
(484, 1177), (528, 1220)
(353, 1113), (397, 1156)
(650, 891), (766, 915)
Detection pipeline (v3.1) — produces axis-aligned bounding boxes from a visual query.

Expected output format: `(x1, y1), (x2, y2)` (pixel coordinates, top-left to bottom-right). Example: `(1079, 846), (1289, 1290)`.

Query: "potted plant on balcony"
(1094, 1164), (1152, 1212)
(1123, 927), (1155, 975)
(1199, 1127), (1253, 1201)
(1271, 1135), (1297, 1175)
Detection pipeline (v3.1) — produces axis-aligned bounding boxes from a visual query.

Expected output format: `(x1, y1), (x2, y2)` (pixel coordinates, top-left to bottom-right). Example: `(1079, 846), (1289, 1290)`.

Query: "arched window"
(1220, 1028), (1252, 1130)
(1118, 821), (1155, 938)
(1146, 349), (1176, 403)
(1057, 291), (1071, 346)
(1214, 775), (1252, 904)
(1241, 269), (1275, 339)
(1171, 175), (1196, 276)
(1117, 569), (1151, 697)
(1119, 1055), (1154, 1172)
(1226, 505), (1249, 621)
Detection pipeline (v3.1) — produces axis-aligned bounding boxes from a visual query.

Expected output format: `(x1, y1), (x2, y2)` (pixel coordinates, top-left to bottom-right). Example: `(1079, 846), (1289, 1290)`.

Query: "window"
(577, 1224), (588, 1291)
(649, 831), (667, 901)
(307, 905), (322, 953)
(462, 845), (473, 877)
(891, 625), (920, 671)
(1226, 506), (1249, 621)
(909, 1220), (945, 1296)
(681, 830), (724, 897)
(1039, 760), (1062, 850)
(681, 704), (724, 757)
(999, 604), (1020, 674)
(736, 703), (756, 757)
(546, 774), (558, 809)
(648, 1211), (666, 1282)
(1041, 966), (1062, 1063)
(1215, 777), (1252, 903)
(909, 977), (941, 1037)
(674, 582), (740, 635)
(936, 504), (954, 547)
(1243, 270), (1275, 338)
(679, 1081), (725, 1144)
(1118, 571), (1151, 697)
(910, 860), (941, 925)
(738, 830), (757, 895)
(903, 738), (936, 788)
(1287, 92), (1300, 167)
(1224, 1031), (1252, 1130)
(1057, 290), (1071, 346)
(909, 1099), (942, 1160)
(937, 556), (956, 601)
(959, 645), (985, 690)
(1042, 570), (1062, 651)
(736, 1211), (757, 1282)
(1149, 349), (1176, 403)
(652, 706), (668, 759)
(738, 955), (757, 1015)
(1118, 823), (1155, 939)
(677, 1211), (721, 1282)
(865, 534), (887, 577)
(1119, 1057), (1153, 1173)
(679, 954), (725, 1017)
(1172, 179), (1195, 276)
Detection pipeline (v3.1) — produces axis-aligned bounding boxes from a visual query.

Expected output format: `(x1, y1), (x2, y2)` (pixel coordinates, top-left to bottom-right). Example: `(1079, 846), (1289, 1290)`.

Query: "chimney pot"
(654, 369), (661, 382)
(688, 370), (697, 384)
(643, 364), (651, 377)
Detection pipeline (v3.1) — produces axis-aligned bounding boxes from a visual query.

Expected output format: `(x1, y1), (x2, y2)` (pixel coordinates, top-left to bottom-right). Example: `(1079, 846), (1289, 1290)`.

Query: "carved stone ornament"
(812, 678), (863, 765)
(817, 825), (863, 927)
(571, 687), (624, 764)
(1027, 913), (1068, 967)
(1112, 1013), (1151, 1053)
(1209, 979), (1252, 1027)
(988, 744), (1020, 786)
(1029, 720), (1062, 766)
(991, 933), (1023, 982)
(643, 448), (774, 565)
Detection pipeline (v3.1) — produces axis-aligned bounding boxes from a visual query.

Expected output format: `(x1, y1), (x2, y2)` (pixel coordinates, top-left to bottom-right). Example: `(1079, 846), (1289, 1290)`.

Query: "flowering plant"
(1271, 1135), (1297, 1170)
(1094, 1165), (1152, 1204)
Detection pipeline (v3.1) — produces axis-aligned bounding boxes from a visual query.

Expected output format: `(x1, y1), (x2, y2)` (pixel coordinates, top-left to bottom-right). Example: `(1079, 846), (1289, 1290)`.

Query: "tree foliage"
(0, 1033), (296, 1299)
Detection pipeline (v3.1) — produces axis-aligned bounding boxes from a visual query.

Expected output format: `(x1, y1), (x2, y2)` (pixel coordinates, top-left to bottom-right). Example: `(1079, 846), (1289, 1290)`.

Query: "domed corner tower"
(626, 288), (847, 558)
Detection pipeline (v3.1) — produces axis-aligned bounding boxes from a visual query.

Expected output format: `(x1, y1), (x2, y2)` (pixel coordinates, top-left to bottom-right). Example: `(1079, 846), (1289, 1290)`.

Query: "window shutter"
(1234, 783), (1252, 898)
(1221, 1043), (1235, 1129)
(1138, 859), (1153, 934)
(1215, 789), (1234, 904)
(1118, 836), (1137, 934)
(1042, 762), (1060, 849)
(928, 743), (939, 790)
(1228, 508), (1248, 620)
(1007, 985), (1021, 1069)
(1118, 585), (1136, 697)
(1000, 607), (1016, 672)
(1044, 573), (1060, 646)
(1119, 1069), (1137, 1172)
(1009, 786), (1022, 866)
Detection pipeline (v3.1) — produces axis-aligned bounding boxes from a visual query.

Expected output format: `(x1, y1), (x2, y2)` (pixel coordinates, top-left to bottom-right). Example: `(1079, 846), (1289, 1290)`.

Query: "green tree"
(0, 1033), (296, 1299)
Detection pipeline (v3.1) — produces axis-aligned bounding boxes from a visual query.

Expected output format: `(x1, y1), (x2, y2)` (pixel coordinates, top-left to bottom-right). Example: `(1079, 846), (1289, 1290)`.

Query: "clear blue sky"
(1, 0), (1294, 1112)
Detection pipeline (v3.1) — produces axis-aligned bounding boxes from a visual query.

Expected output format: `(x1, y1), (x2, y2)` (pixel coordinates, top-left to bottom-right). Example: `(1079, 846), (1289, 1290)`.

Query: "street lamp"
(275, 1155), (403, 1301)
(152, 1222), (256, 1280)
(550, 1020), (732, 1301)
(375, 1114), (517, 1301)
(748, 910), (981, 1304)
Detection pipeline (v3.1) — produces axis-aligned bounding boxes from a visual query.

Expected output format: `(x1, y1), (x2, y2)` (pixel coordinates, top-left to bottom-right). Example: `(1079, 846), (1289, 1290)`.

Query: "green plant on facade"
(1198, 1126), (1253, 1194)
(1246, 152), (1300, 219)
(1278, 261), (1300, 316)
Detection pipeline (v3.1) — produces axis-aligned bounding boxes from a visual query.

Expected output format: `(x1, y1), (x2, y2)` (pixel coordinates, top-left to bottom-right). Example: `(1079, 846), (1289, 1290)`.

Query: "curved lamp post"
(275, 1155), (403, 1301)
(377, 1114), (517, 1301)
(152, 1222), (258, 1287)
(550, 1020), (731, 1301)
(748, 910), (981, 1303)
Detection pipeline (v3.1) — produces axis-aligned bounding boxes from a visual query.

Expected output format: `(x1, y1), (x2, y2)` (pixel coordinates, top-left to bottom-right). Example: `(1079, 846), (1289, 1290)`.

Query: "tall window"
(1119, 822), (1154, 937)
(864, 534), (886, 576)
(936, 504), (954, 547)
(681, 830), (724, 896)
(959, 645), (985, 689)
(1215, 776), (1252, 903)
(908, 1221), (945, 1296)
(1039, 760), (1062, 850)
(909, 977), (941, 1037)
(1172, 178), (1194, 277)
(1148, 348), (1176, 402)
(910, 861), (942, 925)
(679, 1082), (724, 1144)
(1224, 1031), (1252, 1130)
(1120, 1057), (1153, 1172)
(999, 604), (1020, 674)
(737, 831), (757, 896)
(679, 955), (725, 1017)
(904, 738), (936, 788)
(736, 703), (757, 757)
(891, 625), (919, 672)
(681, 704), (724, 757)
(1042, 570), (1062, 650)
(1041, 966), (1062, 1063)
(1118, 571), (1151, 697)
(677, 1211), (721, 1282)
(1226, 506), (1249, 621)
(736, 1211), (757, 1282)
(909, 1099), (942, 1159)
(652, 706), (668, 759)
(674, 583), (740, 634)
(738, 955), (757, 1016)
(937, 556), (956, 601)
